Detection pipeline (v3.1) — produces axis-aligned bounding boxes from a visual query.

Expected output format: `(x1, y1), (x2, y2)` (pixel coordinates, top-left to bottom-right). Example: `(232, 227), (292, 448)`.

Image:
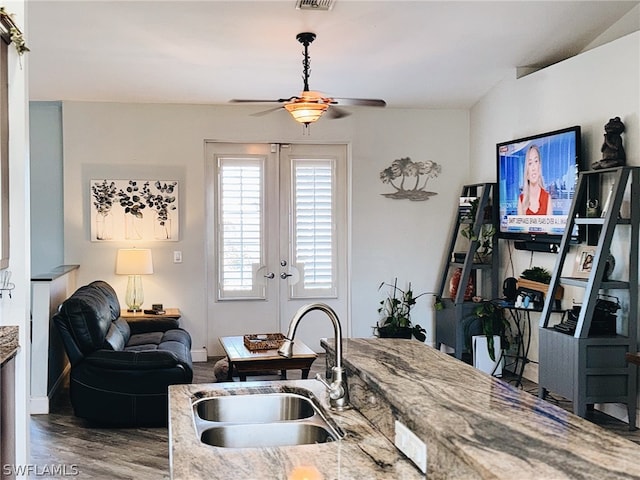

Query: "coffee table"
(219, 335), (317, 382)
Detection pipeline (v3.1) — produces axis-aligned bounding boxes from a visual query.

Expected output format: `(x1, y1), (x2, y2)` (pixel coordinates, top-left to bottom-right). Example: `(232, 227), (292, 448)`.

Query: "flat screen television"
(496, 126), (581, 248)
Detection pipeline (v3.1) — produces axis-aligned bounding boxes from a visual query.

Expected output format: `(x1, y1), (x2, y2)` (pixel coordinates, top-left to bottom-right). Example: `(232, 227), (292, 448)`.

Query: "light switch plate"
(173, 251), (182, 263)
(394, 420), (427, 474)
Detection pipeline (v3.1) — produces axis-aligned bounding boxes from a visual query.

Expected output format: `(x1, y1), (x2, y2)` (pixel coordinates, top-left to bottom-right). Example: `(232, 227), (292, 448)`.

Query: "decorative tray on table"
(243, 333), (286, 351)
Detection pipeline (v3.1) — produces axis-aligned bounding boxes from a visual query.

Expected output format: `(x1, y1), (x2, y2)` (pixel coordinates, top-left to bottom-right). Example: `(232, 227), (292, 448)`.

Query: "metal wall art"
(380, 157), (441, 201)
(90, 179), (179, 241)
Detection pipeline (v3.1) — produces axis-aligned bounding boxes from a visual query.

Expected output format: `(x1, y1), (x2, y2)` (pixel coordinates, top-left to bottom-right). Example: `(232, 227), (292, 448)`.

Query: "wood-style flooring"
(29, 356), (639, 479)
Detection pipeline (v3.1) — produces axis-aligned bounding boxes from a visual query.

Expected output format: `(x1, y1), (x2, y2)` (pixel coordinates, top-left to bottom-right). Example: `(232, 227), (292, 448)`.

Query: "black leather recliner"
(53, 280), (193, 426)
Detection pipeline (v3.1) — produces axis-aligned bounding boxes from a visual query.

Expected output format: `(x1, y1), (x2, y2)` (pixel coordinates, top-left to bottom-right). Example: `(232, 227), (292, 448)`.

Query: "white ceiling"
(26, 1), (639, 109)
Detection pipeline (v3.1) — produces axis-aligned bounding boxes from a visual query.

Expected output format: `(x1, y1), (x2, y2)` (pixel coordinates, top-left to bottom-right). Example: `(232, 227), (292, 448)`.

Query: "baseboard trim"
(191, 347), (208, 363)
(30, 396), (49, 415)
(31, 363), (71, 415)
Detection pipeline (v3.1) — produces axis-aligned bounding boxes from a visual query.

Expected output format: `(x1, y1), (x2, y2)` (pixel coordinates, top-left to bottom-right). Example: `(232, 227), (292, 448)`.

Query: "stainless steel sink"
(192, 391), (344, 448)
(194, 393), (316, 423)
(200, 422), (337, 448)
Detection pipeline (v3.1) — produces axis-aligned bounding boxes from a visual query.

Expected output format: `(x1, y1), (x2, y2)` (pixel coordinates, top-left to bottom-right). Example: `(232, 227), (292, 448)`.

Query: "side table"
(120, 308), (181, 332)
(219, 335), (317, 382)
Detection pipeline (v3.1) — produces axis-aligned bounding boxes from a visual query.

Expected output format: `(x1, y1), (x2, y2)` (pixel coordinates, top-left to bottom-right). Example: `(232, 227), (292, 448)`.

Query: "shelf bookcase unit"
(435, 183), (498, 359)
(538, 166), (638, 429)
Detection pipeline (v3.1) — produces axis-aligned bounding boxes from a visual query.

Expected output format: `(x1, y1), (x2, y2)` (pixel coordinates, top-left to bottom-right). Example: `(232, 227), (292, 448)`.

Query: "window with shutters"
(217, 156), (265, 299)
(290, 158), (337, 298)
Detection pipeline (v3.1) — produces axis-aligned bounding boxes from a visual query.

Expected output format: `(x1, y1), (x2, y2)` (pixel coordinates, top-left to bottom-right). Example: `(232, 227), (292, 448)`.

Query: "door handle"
(280, 272), (293, 279)
(264, 272), (275, 279)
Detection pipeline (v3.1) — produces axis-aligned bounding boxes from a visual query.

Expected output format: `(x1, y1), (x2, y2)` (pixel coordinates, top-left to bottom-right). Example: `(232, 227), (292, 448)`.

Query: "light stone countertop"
(322, 338), (640, 479)
(170, 338), (640, 479)
(0, 325), (19, 365)
(169, 379), (423, 480)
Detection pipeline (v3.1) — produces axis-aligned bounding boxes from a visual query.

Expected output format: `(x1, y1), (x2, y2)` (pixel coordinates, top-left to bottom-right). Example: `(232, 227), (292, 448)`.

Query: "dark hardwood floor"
(29, 356), (639, 479)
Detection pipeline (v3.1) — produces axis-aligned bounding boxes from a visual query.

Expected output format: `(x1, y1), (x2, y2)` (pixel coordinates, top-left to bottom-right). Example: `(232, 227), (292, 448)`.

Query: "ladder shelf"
(538, 167), (638, 429)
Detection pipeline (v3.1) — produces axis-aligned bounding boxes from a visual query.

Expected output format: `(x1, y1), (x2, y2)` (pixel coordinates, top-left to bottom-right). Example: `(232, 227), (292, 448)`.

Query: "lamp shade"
(115, 248), (154, 275)
(284, 101), (328, 125)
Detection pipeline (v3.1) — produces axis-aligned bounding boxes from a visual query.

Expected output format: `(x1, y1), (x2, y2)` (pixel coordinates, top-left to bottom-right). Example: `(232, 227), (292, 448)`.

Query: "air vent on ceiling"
(295, 0), (335, 11)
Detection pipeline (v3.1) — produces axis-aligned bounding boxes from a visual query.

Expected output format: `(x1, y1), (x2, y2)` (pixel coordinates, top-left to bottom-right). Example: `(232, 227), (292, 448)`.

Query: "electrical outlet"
(394, 420), (427, 474)
(173, 251), (182, 263)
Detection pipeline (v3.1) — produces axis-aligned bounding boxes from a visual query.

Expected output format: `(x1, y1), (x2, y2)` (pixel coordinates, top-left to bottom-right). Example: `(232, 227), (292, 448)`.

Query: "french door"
(205, 142), (349, 355)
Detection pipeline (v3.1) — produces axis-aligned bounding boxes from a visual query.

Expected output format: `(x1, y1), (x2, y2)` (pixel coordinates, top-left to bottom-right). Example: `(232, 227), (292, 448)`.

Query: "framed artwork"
(90, 179), (179, 242)
(572, 246), (596, 278)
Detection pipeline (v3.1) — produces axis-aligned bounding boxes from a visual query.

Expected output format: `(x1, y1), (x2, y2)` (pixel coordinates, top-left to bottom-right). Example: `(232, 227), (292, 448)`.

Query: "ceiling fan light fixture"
(284, 102), (329, 125)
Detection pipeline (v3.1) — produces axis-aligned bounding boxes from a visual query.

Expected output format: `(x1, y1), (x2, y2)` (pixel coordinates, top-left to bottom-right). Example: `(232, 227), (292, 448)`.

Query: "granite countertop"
(169, 379), (423, 480)
(0, 326), (19, 365)
(323, 338), (640, 479)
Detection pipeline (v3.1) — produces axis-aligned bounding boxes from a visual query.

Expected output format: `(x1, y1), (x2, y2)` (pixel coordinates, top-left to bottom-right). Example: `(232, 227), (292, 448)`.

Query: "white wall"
(29, 101), (63, 275)
(61, 103), (469, 355)
(470, 32), (639, 421)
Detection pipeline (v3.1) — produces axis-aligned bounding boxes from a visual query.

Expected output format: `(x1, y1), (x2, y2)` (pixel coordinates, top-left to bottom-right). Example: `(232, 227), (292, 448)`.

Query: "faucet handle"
(315, 373), (344, 400)
(315, 373), (331, 389)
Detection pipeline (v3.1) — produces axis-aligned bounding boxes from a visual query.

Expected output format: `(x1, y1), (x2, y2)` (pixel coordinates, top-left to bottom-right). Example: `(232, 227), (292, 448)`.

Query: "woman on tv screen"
(517, 144), (553, 215)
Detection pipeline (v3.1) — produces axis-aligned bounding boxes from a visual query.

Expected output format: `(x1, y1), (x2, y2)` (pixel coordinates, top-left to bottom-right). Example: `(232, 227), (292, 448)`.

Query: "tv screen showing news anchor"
(497, 128), (579, 237)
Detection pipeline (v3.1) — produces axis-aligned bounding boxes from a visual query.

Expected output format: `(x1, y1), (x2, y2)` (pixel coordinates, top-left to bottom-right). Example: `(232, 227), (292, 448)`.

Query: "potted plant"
(517, 266), (563, 301)
(460, 198), (495, 264)
(374, 278), (428, 342)
(464, 300), (511, 361)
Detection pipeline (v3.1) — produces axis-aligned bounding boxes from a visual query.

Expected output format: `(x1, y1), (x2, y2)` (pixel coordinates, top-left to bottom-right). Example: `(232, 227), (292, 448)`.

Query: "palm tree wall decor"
(380, 157), (441, 201)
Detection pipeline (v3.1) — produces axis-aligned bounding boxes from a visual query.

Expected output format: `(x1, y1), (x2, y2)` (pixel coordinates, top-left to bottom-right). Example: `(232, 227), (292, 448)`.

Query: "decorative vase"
(154, 212), (171, 240)
(449, 267), (474, 301)
(95, 211), (113, 240)
(125, 215), (143, 240)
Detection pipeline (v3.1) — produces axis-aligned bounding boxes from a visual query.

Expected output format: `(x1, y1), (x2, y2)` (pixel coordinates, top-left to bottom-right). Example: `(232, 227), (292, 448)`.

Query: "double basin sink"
(192, 389), (344, 449)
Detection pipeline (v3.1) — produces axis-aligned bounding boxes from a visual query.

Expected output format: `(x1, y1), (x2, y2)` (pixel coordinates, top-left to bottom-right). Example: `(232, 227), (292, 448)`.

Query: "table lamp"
(115, 248), (154, 312)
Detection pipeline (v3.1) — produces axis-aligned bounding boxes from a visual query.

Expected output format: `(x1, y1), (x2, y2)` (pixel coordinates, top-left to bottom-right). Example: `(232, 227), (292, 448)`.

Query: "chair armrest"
(85, 349), (182, 370)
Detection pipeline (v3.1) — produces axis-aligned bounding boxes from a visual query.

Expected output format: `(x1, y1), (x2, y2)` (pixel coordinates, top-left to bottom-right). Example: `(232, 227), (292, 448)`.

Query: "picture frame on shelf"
(572, 246), (596, 278)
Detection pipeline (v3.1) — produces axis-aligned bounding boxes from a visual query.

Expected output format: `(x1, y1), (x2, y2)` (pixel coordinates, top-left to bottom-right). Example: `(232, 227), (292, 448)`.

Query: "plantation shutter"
(290, 158), (337, 298)
(217, 156), (265, 299)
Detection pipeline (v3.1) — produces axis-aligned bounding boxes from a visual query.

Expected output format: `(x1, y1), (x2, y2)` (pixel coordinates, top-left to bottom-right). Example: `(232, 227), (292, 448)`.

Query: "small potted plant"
(464, 300), (511, 362)
(374, 278), (428, 342)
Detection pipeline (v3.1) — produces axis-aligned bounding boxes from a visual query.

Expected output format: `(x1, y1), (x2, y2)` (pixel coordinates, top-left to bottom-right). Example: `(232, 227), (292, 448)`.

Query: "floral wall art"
(90, 179), (179, 241)
(380, 157), (442, 201)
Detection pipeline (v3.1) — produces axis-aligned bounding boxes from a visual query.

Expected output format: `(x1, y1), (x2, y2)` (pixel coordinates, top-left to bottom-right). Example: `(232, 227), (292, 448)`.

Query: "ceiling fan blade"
(326, 106), (351, 119)
(250, 106), (284, 117)
(332, 98), (387, 107)
(230, 96), (299, 104)
(230, 99), (279, 103)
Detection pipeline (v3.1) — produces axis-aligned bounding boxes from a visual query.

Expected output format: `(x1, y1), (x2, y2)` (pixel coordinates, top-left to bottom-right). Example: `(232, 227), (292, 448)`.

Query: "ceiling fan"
(230, 32), (386, 127)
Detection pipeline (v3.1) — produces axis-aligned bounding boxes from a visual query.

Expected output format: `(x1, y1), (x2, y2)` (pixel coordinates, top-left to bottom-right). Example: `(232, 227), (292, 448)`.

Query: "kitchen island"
(323, 338), (640, 479)
(170, 338), (640, 479)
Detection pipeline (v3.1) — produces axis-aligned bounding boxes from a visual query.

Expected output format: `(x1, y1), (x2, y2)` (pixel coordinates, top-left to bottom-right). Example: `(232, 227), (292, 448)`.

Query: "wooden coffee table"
(219, 335), (317, 382)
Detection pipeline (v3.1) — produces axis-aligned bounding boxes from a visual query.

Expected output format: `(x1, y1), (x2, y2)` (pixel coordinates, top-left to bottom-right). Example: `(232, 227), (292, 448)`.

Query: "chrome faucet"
(278, 303), (350, 411)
